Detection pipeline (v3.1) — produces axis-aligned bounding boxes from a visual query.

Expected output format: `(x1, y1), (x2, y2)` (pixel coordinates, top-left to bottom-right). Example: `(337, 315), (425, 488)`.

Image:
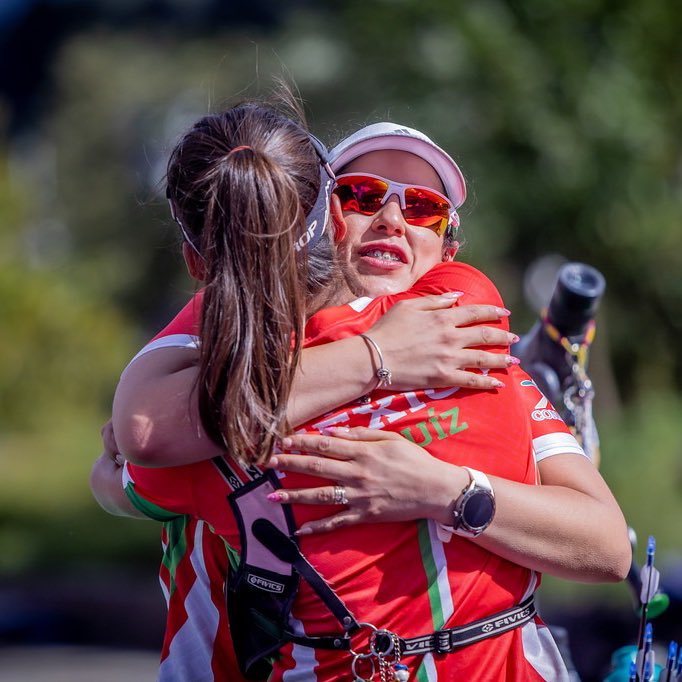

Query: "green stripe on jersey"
(417, 520), (445, 628)
(162, 516), (190, 598)
(125, 482), (182, 521)
(416, 520), (457, 682)
(223, 541), (240, 573)
(417, 655), (438, 682)
(125, 482), (188, 599)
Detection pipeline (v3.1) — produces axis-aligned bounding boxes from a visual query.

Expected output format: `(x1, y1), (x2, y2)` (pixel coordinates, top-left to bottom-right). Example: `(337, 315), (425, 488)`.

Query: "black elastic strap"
(252, 519), (359, 635)
(398, 595), (536, 657)
(212, 456), (248, 490)
(287, 632), (351, 651)
(290, 595), (536, 656)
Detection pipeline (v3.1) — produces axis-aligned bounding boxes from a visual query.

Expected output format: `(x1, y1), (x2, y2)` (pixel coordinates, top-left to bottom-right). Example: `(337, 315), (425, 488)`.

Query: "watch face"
(462, 491), (495, 530)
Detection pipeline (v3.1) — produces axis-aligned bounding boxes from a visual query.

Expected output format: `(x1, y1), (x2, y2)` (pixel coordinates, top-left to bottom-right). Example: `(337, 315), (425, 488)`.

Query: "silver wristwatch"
(452, 467), (496, 537)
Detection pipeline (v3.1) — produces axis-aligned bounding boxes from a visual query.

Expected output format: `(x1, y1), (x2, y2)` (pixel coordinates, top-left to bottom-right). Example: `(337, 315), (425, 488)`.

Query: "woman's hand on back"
(267, 425), (631, 582)
(366, 293), (519, 391)
(265, 427), (465, 534)
(289, 294), (519, 426)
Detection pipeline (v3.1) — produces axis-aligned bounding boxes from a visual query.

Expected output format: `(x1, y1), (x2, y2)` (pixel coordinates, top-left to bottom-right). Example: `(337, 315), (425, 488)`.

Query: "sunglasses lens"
(334, 176), (389, 215)
(403, 188), (450, 235)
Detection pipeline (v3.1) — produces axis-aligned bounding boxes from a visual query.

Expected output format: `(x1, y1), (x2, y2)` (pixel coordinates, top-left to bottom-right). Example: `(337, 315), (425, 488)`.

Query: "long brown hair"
(166, 101), (337, 464)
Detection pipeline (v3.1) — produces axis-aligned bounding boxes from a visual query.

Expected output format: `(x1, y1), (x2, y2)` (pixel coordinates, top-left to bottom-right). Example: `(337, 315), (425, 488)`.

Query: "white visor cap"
(329, 122), (467, 209)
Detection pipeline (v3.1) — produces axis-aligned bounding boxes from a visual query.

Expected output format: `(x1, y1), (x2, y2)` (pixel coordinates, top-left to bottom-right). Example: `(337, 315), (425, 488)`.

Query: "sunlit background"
(1, 1), (681, 680)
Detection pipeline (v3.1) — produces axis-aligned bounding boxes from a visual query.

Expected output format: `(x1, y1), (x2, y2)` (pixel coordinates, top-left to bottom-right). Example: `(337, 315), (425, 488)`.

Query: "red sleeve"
(123, 461), (198, 520)
(511, 365), (587, 462)
(412, 262), (506, 309)
(409, 262), (510, 351)
(150, 289), (204, 341)
(124, 290), (205, 369)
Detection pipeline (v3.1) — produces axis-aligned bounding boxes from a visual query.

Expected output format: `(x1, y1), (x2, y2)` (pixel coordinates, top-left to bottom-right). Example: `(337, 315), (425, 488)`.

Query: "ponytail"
(198, 146), (306, 463)
(167, 102), (334, 464)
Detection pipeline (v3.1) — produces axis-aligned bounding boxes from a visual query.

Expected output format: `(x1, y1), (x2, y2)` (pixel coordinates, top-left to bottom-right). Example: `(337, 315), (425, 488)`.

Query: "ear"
(182, 242), (207, 281)
(330, 193), (347, 243)
(442, 241), (460, 262)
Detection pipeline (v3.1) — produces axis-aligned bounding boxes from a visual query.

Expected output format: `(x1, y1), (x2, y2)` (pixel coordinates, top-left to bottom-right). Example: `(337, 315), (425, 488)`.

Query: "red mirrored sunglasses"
(333, 172), (458, 237)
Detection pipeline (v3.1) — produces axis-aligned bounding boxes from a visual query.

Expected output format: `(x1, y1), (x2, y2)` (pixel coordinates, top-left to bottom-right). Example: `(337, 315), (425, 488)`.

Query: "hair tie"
(227, 145), (253, 157)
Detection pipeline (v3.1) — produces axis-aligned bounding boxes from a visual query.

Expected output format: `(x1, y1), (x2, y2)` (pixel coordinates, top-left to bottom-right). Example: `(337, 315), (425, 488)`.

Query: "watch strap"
(462, 466), (492, 493)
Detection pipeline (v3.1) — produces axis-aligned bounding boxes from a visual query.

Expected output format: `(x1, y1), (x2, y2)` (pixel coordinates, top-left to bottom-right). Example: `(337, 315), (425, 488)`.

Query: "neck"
(308, 278), (354, 314)
(308, 257), (409, 317)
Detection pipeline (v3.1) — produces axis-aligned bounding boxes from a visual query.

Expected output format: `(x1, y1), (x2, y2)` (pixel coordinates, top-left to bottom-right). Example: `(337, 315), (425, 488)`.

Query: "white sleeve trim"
(124, 333), (200, 372)
(533, 432), (587, 463)
(348, 296), (374, 312)
(121, 461), (133, 489)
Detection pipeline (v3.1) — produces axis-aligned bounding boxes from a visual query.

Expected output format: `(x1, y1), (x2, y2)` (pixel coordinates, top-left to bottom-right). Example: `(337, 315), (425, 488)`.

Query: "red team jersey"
(126, 263), (584, 681)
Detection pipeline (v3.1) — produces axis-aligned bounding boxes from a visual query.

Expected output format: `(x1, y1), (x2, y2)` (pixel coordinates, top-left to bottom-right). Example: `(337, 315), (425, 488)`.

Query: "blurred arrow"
(635, 538), (660, 681)
(627, 530), (669, 620)
(660, 641), (677, 682)
(634, 624), (654, 681)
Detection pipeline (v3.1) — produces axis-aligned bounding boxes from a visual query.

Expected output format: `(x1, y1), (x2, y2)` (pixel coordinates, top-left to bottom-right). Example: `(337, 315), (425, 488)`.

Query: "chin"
(357, 273), (409, 297)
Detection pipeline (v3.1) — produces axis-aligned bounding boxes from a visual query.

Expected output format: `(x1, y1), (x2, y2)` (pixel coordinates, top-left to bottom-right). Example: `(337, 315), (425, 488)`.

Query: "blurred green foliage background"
(1, 0), (681, 667)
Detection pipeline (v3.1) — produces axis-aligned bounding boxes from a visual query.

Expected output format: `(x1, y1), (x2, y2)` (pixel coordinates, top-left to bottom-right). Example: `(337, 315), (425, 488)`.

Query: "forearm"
(290, 295), (515, 427)
(114, 341), (374, 464)
(289, 336), (376, 426)
(394, 457), (630, 582)
(271, 430), (631, 584)
(472, 474), (631, 583)
(89, 454), (146, 519)
(114, 297), (511, 466)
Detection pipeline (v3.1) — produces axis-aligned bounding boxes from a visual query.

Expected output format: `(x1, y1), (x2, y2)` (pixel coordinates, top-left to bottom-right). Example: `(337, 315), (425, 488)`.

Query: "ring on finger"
(333, 485), (348, 505)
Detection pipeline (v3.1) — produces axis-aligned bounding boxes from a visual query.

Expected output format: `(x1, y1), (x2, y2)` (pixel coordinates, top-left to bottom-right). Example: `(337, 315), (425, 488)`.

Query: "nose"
(371, 195), (406, 237)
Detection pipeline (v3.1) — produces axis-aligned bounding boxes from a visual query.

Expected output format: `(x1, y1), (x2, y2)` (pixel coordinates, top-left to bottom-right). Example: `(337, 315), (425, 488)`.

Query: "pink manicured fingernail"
(268, 456), (279, 468)
(441, 291), (464, 299)
(506, 355), (521, 366)
(497, 307), (511, 316)
(508, 333), (520, 344)
(267, 492), (282, 502)
(281, 437), (292, 448)
(491, 379), (506, 388)
(295, 527), (313, 536)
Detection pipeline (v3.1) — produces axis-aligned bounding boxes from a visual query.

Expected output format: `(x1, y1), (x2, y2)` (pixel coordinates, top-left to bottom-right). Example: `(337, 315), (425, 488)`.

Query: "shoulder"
(412, 262), (505, 307)
(125, 290), (204, 368)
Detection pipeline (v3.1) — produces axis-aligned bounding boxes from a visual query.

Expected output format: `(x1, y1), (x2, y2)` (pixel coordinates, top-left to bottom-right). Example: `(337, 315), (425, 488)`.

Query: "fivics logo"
(247, 574), (285, 593)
